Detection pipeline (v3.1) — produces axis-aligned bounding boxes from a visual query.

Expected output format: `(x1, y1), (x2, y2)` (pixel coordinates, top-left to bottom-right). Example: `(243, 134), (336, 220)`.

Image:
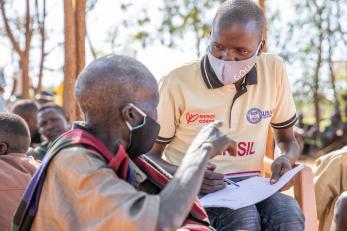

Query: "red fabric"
(133, 157), (209, 223)
(108, 146), (129, 180)
(179, 218), (214, 231)
(66, 129), (130, 179)
(133, 156), (169, 187)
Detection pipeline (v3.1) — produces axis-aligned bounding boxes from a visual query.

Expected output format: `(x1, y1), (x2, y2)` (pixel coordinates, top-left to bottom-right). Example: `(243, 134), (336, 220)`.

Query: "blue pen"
(224, 177), (240, 187)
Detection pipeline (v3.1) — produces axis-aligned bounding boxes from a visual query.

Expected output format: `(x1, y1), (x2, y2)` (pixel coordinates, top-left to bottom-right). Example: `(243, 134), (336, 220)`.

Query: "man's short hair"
(0, 112), (30, 152)
(75, 55), (157, 124)
(213, 0), (265, 40)
(11, 100), (39, 115)
(38, 103), (67, 120)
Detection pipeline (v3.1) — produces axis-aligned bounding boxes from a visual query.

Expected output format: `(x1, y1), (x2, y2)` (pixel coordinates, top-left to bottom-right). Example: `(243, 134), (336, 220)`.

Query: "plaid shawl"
(12, 127), (213, 231)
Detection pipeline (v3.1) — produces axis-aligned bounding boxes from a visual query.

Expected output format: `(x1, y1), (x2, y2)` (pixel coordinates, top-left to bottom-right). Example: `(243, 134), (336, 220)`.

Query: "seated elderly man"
(13, 55), (233, 231)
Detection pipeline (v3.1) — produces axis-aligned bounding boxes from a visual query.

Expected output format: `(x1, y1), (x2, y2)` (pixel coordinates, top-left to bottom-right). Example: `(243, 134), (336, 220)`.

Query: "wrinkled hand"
(190, 121), (236, 158)
(270, 155), (294, 191)
(200, 163), (226, 194)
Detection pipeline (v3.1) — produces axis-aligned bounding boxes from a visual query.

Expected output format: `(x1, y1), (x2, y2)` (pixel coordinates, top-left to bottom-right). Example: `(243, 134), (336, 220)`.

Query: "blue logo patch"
(246, 108), (263, 124)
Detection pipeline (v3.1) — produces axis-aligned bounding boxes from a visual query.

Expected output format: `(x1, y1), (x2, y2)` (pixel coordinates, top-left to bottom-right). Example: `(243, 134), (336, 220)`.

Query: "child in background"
(0, 112), (39, 230)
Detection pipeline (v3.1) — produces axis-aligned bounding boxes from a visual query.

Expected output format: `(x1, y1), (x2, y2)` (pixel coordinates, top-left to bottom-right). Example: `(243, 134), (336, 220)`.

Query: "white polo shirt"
(156, 53), (297, 174)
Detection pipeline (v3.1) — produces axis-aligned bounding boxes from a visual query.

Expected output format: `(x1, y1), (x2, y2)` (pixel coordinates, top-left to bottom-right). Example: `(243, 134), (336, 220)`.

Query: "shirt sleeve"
(156, 74), (180, 144)
(314, 147), (347, 228)
(32, 147), (160, 231)
(270, 58), (297, 129)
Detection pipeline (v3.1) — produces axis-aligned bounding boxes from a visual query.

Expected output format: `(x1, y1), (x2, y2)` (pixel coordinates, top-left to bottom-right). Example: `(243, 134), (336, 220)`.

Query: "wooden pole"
(63, 0), (85, 122)
(63, 0), (77, 121)
(74, 0), (86, 120)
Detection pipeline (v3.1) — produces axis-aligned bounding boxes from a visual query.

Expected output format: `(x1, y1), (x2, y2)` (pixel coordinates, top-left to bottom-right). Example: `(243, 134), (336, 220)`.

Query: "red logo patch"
(186, 113), (199, 124)
(186, 112), (215, 124)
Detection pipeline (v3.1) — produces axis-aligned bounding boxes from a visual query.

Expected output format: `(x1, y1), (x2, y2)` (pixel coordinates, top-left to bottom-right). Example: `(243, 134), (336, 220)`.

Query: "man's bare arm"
(270, 126), (300, 185)
(274, 127), (300, 164)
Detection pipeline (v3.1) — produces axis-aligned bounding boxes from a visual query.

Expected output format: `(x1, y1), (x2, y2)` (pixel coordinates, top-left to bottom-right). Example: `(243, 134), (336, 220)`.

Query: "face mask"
(125, 104), (160, 158)
(207, 43), (261, 85)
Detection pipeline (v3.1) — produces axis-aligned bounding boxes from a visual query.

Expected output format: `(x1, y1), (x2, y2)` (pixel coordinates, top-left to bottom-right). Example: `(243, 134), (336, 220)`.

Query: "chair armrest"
(294, 165), (318, 231)
(263, 157), (318, 231)
(263, 156), (273, 177)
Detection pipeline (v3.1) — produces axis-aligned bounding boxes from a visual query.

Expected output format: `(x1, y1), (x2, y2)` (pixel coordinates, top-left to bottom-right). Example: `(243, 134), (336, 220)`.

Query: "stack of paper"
(200, 164), (304, 210)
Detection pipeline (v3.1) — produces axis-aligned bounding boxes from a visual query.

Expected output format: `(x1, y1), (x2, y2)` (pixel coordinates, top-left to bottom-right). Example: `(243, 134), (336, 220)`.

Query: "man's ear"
(258, 40), (266, 55)
(0, 142), (8, 155)
(121, 104), (143, 128)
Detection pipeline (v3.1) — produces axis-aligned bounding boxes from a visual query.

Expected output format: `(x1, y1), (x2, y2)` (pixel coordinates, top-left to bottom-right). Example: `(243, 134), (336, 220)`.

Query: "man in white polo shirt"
(147, 0), (305, 230)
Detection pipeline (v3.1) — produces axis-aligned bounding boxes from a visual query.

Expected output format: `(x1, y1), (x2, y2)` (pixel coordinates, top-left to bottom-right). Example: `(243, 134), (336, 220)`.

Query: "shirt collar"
(200, 55), (258, 89)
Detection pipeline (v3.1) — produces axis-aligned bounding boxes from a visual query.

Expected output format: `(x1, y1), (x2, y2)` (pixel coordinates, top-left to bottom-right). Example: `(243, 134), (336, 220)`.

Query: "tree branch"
(0, 0), (22, 55)
(24, 0), (32, 53)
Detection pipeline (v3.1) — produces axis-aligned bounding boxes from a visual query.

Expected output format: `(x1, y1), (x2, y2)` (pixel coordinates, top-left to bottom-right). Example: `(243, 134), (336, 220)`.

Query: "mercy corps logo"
(186, 112), (215, 124)
(246, 108), (275, 124)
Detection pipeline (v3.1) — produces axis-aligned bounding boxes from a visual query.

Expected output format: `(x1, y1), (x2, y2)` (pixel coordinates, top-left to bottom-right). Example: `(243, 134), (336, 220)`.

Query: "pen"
(224, 177), (240, 187)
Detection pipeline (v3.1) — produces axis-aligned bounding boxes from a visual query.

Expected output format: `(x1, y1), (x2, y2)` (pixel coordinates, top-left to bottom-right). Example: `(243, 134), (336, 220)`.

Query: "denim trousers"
(205, 192), (305, 231)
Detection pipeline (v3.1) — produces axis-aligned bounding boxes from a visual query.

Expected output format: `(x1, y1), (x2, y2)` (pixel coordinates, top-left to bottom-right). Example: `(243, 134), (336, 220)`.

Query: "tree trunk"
(36, 31), (45, 94)
(63, 0), (77, 121)
(312, 1), (323, 137)
(0, 0), (32, 99)
(22, 0), (31, 99)
(21, 53), (30, 99)
(327, 15), (340, 117)
(329, 61), (340, 116)
(36, 0), (46, 94)
(75, 0), (86, 120)
(313, 32), (323, 137)
(63, 0), (85, 122)
(75, 0), (86, 74)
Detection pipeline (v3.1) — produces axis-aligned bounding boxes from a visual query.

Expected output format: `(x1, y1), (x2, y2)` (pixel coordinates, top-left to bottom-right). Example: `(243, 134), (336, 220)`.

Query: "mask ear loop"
(125, 103), (148, 150)
(128, 103), (147, 129)
(125, 121), (133, 150)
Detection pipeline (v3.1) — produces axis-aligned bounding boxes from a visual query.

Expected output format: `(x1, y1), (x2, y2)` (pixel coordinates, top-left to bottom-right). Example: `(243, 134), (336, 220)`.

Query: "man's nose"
(222, 49), (238, 61)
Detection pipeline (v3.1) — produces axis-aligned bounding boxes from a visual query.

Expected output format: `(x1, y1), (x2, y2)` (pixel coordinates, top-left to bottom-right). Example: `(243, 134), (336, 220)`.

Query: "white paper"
(200, 164), (305, 210)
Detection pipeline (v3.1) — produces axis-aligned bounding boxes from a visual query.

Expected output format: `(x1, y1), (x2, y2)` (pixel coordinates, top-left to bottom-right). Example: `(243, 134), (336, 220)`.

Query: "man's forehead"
(38, 108), (62, 119)
(213, 20), (259, 38)
(212, 20), (260, 47)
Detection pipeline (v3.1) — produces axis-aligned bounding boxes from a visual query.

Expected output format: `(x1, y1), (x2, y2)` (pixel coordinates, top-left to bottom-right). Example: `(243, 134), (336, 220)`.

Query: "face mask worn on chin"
(125, 104), (160, 158)
(207, 43), (262, 85)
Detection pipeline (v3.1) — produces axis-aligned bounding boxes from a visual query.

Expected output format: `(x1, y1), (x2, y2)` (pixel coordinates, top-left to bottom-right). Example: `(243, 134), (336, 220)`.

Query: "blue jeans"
(205, 192), (305, 231)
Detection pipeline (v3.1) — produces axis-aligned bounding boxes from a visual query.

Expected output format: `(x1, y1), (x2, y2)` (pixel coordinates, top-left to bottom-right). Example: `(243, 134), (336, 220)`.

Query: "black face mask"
(125, 105), (160, 158)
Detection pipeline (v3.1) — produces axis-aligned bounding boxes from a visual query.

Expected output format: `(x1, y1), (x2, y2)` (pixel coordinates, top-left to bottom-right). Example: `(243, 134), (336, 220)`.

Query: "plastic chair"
(263, 129), (318, 231)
